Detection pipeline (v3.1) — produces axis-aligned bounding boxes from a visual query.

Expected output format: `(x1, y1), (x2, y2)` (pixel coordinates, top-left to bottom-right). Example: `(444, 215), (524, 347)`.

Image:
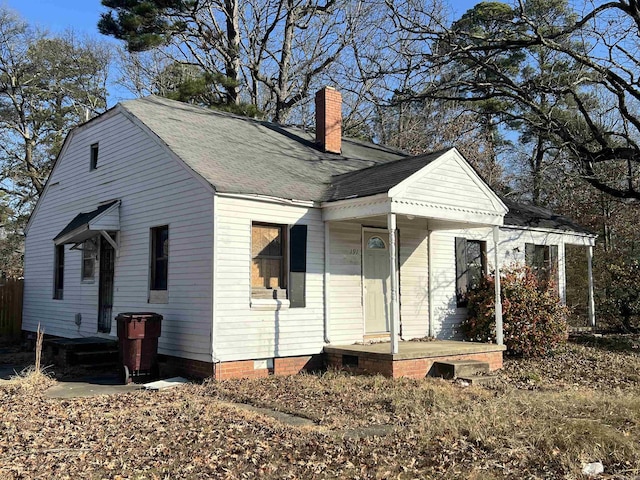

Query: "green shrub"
(596, 257), (640, 332)
(461, 265), (569, 357)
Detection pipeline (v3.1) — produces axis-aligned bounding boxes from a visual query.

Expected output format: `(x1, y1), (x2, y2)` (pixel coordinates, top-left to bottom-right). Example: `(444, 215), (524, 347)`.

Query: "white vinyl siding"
(428, 226), (591, 338)
(23, 110), (214, 362)
(398, 227), (430, 339)
(327, 219), (430, 345)
(430, 228), (493, 339)
(327, 222), (363, 344)
(213, 196), (324, 362)
(394, 153), (500, 215)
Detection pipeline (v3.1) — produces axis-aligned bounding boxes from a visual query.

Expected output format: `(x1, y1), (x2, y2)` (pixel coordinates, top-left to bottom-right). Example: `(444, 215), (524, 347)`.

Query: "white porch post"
(324, 222), (331, 343)
(492, 226), (504, 346)
(427, 229), (435, 338)
(587, 245), (596, 328)
(388, 213), (400, 354)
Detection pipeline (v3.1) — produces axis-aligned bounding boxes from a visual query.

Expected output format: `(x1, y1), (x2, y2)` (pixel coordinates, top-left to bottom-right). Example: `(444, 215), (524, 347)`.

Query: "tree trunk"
(273, 0), (296, 124)
(531, 135), (545, 206)
(224, 0), (240, 105)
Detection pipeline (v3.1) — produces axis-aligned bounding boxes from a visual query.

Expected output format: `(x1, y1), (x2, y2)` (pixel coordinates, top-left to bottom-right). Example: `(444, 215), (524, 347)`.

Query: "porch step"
(457, 375), (498, 387)
(44, 337), (119, 368)
(432, 360), (490, 379)
(68, 349), (119, 367)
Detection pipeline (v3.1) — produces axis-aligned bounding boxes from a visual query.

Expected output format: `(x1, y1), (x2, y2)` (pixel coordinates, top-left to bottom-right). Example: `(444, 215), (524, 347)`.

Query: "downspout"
(324, 222), (331, 343)
(492, 226), (504, 346)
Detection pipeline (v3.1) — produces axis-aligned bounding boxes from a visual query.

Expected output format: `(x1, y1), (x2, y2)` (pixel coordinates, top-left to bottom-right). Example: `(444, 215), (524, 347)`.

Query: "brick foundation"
(158, 354), (215, 379)
(159, 354), (324, 380)
(325, 351), (503, 379)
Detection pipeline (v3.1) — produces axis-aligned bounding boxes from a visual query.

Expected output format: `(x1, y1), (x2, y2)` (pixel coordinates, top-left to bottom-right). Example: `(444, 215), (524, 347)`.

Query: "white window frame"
(81, 237), (98, 283)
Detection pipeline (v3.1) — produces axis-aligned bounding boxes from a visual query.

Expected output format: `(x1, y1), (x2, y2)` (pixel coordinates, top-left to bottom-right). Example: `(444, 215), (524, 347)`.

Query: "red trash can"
(116, 312), (163, 384)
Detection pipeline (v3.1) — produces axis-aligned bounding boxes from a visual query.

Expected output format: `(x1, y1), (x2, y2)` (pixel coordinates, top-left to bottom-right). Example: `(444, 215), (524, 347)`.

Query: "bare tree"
(385, 0), (640, 202)
(102, 0), (351, 122)
(240, 0), (350, 123)
(0, 7), (110, 276)
(0, 10), (109, 214)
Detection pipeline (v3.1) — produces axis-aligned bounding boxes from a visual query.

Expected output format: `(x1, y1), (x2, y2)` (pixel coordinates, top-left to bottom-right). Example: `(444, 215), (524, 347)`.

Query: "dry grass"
(5, 324), (55, 392)
(204, 372), (488, 428)
(203, 342), (640, 478)
(204, 372), (640, 477)
(1, 339), (639, 478)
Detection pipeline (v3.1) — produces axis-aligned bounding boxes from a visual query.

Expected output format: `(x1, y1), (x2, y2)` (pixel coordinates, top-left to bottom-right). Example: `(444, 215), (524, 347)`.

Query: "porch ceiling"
(324, 340), (506, 361)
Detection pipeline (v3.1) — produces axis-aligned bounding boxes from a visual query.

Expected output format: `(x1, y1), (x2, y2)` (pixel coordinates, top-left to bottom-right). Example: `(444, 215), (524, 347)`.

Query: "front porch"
(324, 340), (506, 379)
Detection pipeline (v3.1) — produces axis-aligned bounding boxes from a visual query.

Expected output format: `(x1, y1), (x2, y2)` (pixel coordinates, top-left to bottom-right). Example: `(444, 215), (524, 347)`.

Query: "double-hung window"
(251, 222), (307, 307)
(455, 238), (487, 307)
(149, 225), (169, 303)
(525, 243), (559, 291)
(53, 245), (64, 299)
(81, 237), (98, 281)
(252, 223), (286, 298)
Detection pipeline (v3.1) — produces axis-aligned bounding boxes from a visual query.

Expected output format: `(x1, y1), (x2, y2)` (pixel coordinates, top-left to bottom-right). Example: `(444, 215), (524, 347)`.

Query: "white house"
(22, 89), (596, 379)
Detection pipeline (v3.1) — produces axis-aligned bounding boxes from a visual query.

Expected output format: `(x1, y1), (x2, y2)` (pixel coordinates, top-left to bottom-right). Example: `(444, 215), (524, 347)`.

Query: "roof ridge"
(121, 95), (405, 159)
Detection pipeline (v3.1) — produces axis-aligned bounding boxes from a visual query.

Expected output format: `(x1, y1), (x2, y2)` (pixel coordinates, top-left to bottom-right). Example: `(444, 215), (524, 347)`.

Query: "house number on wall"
(349, 248), (360, 255)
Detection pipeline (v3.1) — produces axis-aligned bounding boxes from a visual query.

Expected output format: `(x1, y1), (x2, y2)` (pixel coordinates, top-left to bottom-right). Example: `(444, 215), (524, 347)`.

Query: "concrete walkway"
(0, 362), (141, 398)
(43, 373), (142, 399)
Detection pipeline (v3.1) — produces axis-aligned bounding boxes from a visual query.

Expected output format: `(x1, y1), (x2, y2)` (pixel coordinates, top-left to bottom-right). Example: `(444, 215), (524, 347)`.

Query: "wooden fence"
(0, 279), (23, 338)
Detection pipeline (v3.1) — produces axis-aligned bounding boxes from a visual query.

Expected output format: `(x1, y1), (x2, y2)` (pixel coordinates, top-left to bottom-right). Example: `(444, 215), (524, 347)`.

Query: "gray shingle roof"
(118, 96), (594, 237)
(502, 199), (595, 235)
(54, 200), (119, 241)
(326, 149), (448, 201)
(120, 96), (405, 202)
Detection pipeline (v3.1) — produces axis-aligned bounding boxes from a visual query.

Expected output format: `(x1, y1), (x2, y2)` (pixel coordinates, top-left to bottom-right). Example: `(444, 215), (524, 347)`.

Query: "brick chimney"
(315, 87), (342, 154)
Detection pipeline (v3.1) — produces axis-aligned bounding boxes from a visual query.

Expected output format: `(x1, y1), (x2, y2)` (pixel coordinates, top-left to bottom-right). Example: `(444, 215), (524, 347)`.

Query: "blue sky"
(5, 0), (107, 35)
(5, 0), (127, 103)
(5, 0), (481, 105)
(5, 0), (480, 34)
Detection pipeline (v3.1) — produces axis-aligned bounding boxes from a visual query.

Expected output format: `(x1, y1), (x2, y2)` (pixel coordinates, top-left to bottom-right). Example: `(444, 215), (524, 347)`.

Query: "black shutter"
(455, 237), (467, 307)
(289, 224), (307, 308)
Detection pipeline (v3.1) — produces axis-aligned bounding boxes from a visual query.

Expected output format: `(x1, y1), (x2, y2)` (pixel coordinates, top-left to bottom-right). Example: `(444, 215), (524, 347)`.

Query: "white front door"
(363, 230), (390, 334)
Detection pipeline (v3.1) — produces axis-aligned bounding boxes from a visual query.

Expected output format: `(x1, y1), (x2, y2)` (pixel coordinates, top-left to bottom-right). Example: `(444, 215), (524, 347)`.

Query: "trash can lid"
(116, 312), (163, 320)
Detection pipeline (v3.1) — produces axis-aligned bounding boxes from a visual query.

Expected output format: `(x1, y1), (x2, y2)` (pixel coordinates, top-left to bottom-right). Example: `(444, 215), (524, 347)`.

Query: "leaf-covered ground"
(2, 340), (640, 479)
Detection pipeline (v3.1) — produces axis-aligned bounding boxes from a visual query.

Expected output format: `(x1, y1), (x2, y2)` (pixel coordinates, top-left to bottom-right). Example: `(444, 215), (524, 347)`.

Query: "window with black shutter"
(250, 222), (307, 306)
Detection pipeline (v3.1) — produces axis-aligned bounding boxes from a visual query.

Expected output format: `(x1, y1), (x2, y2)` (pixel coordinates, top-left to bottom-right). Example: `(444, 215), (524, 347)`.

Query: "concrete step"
(457, 375), (498, 387)
(432, 360), (490, 379)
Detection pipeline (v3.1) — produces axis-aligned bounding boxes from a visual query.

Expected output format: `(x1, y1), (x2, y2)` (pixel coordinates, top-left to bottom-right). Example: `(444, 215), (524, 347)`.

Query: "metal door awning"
(53, 200), (120, 251)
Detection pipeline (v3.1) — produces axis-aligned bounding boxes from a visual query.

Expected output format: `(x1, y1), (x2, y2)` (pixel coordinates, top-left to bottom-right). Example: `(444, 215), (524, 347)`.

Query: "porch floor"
(324, 340), (506, 379)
